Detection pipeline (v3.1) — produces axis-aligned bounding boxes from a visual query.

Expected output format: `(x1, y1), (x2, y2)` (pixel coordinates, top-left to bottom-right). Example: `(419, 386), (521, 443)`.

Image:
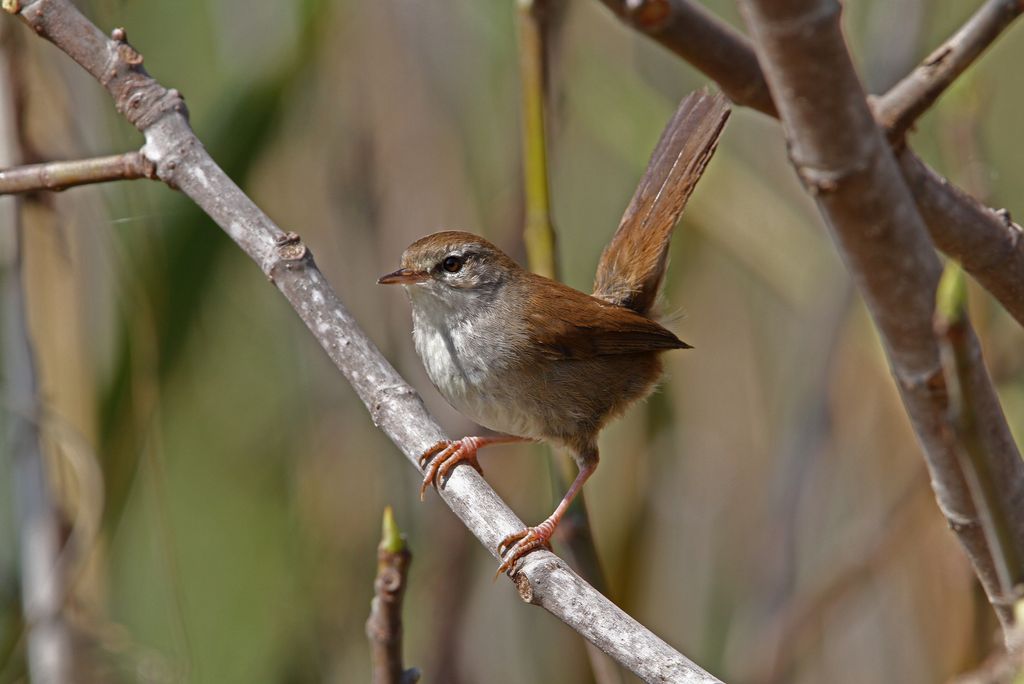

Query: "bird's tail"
(592, 88), (730, 316)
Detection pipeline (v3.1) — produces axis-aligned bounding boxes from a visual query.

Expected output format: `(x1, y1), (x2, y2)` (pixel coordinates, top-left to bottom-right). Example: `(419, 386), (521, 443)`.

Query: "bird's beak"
(377, 268), (429, 285)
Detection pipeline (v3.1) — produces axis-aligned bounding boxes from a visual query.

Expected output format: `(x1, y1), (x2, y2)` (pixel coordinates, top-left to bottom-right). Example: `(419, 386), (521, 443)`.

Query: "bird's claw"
(495, 524), (554, 577)
(418, 438), (484, 500)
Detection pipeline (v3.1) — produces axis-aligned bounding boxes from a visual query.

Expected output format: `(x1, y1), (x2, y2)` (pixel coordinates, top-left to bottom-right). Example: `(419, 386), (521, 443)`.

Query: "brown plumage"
(379, 89), (730, 575)
(522, 273), (691, 360)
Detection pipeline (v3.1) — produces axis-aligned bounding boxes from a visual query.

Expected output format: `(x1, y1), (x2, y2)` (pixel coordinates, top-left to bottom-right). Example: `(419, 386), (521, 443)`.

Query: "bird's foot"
(495, 519), (557, 577)
(418, 437), (486, 500)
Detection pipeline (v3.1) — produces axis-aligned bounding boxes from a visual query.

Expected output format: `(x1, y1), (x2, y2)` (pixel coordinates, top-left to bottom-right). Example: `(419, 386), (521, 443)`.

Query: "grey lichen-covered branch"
(0, 1), (720, 681)
(737, 0), (1024, 632)
(596, 0), (1024, 329)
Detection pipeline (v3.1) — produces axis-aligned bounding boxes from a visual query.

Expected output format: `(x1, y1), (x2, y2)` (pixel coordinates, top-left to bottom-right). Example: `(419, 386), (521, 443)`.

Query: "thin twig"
(0, 150), (155, 194)
(366, 507), (420, 684)
(595, 0), (1024, 328)
(0, 24), (73, 681)
(874, 0), (1024, 141)
(2, 2), (721, 680)
(737, 0), (1024, 633)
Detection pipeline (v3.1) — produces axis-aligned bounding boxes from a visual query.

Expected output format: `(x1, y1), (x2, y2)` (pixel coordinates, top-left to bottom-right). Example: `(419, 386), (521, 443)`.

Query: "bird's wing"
(521, 276), (690, 360)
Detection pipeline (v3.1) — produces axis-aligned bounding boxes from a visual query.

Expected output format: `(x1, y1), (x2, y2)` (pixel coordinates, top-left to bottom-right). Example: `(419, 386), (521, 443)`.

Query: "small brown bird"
(379, 90), (729, 574)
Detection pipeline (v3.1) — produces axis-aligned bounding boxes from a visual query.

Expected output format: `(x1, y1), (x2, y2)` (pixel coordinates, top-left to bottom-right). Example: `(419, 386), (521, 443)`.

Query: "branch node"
(96, 35), (188, 129)
(896, 366), (947, 397)
(118, 42), (143, 66)
(789, 134), (873, 195)
(139, 153), (157, 180)
(924, 44), (953, 68)
(794, 158), (869, 195)
(274, 231), (307, 261)
(376, 566), (403, 594)
(515, 570), (535, 603)
(274, 230), (301, 246)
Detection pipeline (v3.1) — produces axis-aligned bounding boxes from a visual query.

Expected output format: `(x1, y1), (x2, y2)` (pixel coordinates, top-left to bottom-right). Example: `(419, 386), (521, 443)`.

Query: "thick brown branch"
(596, 0), (1024, 328)
(738, 0), (1024, 632)
(898, 150), (1024, 319)
(3, 1), (721, 681)
(0, 151), (154, 194)
(597, 0), (776, 116)
(875, 0), (1024, 141)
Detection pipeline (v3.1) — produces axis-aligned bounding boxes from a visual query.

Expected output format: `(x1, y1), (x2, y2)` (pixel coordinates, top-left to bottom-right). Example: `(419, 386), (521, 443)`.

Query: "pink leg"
(418, 435), (531, 500)
(496, 460), (597, 577)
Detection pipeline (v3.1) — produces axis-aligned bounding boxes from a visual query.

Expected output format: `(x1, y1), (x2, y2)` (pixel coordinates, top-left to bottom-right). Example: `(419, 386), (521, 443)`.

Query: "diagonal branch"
(595, 0), (1024, 329)
(875, 0), (1024, 141)
(1, 1), (720, 681)
(736, 0), (1024, 633)
(0, 150), (155, 194)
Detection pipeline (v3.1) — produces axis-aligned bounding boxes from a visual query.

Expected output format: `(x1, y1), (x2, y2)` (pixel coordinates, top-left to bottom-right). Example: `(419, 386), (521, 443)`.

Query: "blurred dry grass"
(1, 0), (1022, 682)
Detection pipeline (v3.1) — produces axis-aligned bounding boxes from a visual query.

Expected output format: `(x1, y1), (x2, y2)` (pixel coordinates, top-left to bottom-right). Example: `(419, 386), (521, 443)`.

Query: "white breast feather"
(409, 289), (543, 438)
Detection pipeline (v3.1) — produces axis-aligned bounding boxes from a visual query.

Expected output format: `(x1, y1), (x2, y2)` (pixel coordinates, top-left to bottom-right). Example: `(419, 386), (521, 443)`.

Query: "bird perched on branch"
(379, 89), (730, 575)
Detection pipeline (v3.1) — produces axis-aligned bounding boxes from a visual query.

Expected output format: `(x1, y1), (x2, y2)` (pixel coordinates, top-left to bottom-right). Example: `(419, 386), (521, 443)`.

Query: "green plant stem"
(937, 263), (1024, 600)
(516, 0), (558, 280)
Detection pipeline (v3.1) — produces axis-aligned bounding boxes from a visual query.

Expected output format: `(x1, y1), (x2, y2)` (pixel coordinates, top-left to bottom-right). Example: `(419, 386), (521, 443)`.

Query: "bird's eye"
(442, 255), (463, 273)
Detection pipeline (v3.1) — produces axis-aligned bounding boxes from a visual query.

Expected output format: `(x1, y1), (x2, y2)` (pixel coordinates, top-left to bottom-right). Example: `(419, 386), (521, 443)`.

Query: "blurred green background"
(1, 1), (1023, 682)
